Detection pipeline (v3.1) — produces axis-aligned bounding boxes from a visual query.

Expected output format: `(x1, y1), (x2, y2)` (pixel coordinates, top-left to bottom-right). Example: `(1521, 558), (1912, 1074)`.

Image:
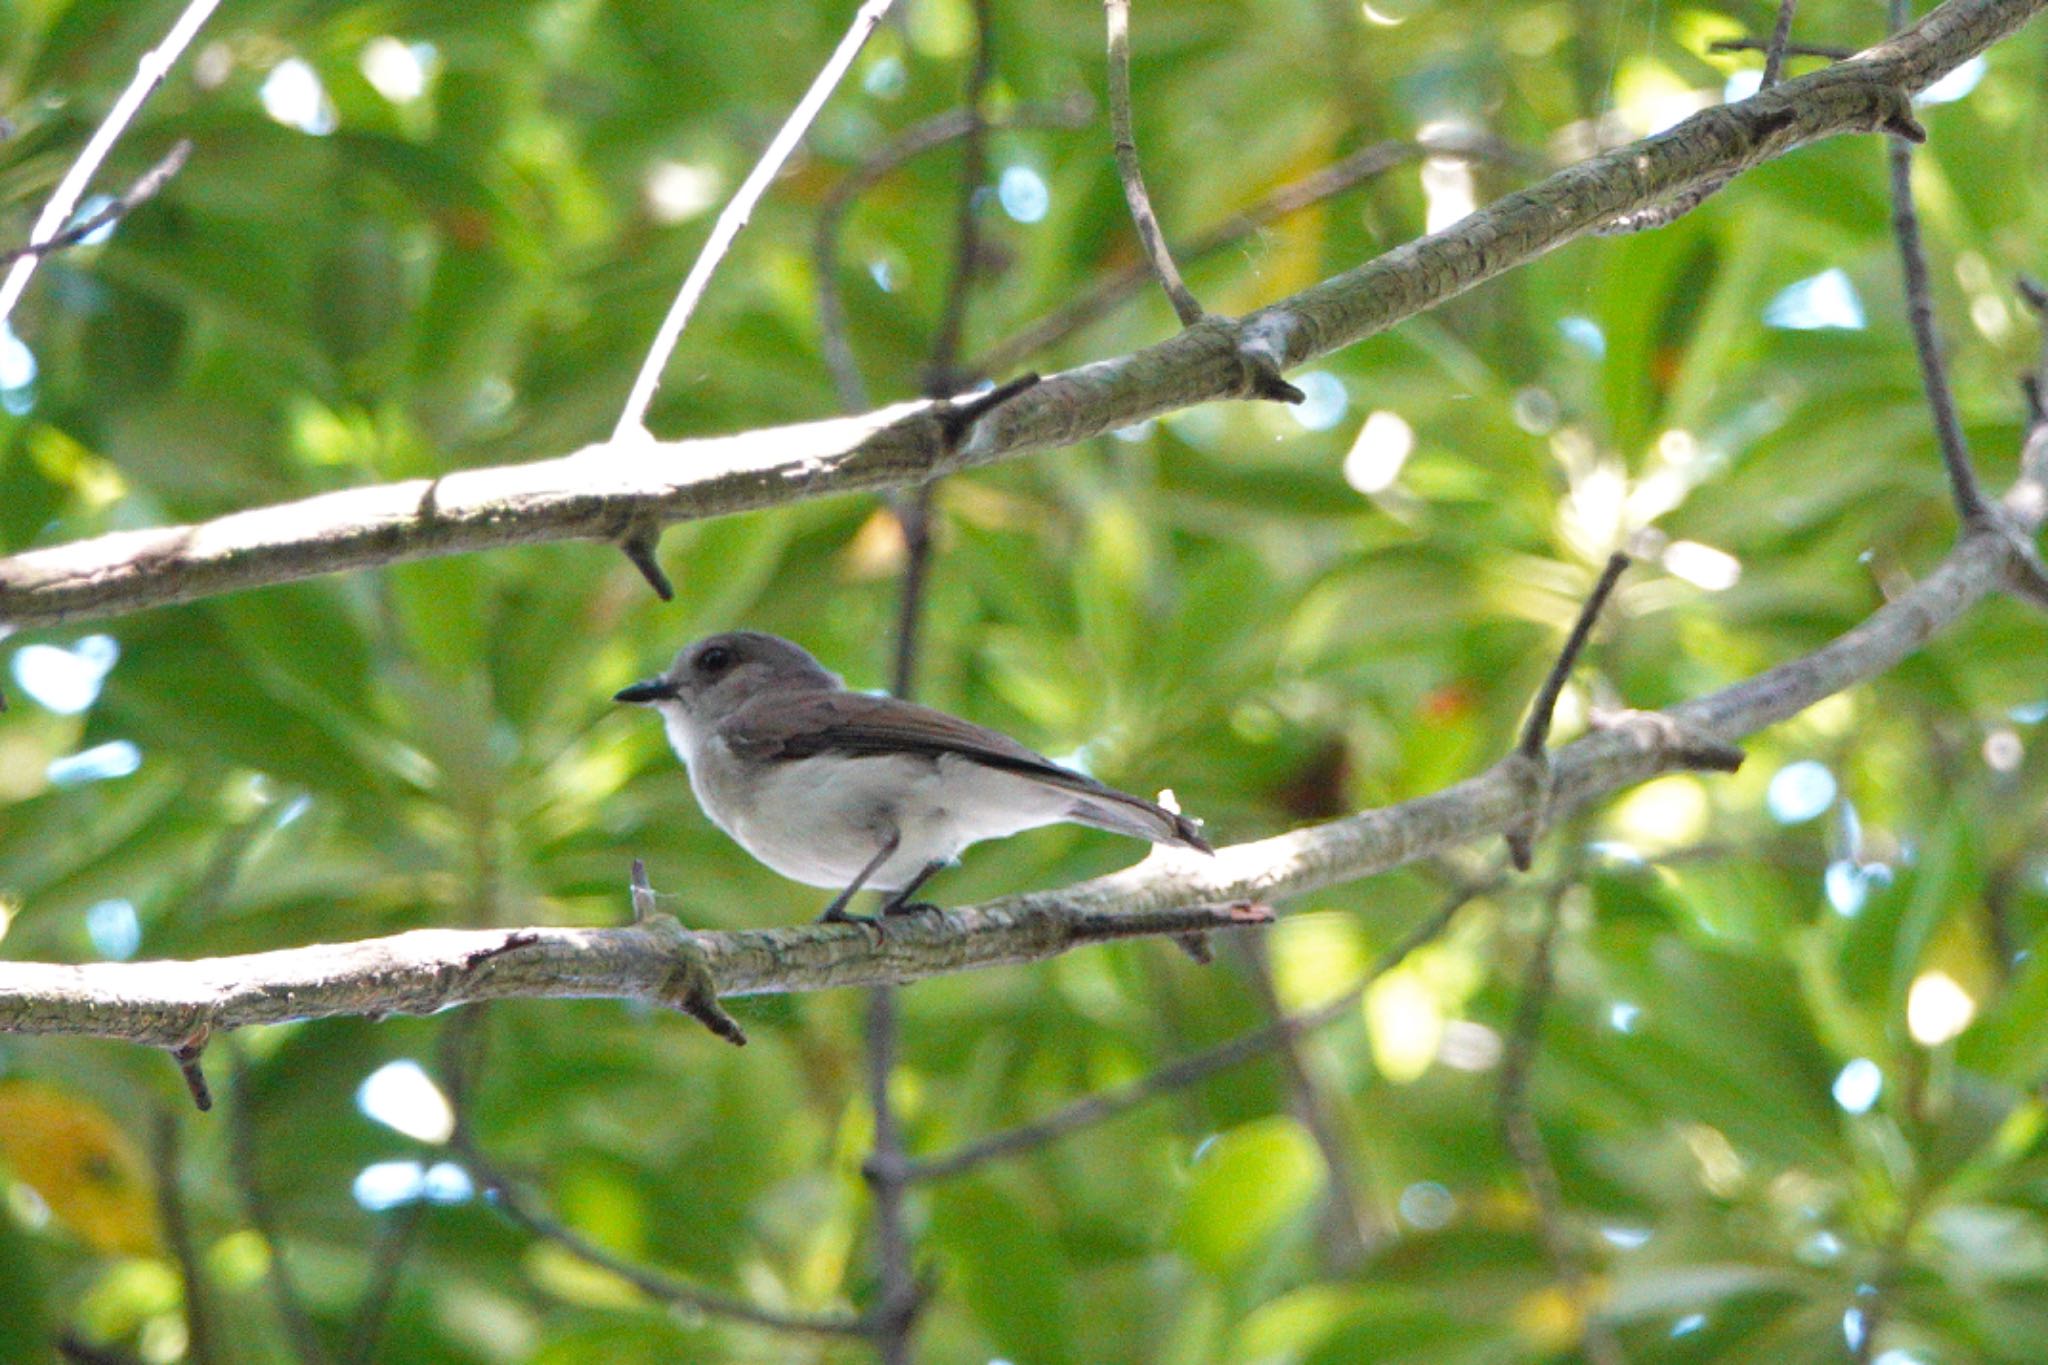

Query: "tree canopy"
(1, 0), (2046, 1361)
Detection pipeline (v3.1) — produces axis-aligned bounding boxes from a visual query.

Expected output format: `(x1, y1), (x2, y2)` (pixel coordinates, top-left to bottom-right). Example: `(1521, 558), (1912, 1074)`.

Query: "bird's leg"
(818, 831), (901, 932)
(879, 860), (948, 919)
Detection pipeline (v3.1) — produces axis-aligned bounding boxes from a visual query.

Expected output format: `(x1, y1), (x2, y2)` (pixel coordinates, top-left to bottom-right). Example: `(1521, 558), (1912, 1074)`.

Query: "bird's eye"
(696, 645), (734, 675)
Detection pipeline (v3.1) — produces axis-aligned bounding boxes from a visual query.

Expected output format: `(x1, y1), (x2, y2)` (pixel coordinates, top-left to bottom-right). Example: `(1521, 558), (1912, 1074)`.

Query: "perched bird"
(615, 631), (1212, 925)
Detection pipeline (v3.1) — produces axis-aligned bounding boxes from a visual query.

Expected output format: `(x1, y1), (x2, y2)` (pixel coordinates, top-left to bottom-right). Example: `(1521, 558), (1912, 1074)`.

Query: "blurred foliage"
(2, 0), (2047, 1361)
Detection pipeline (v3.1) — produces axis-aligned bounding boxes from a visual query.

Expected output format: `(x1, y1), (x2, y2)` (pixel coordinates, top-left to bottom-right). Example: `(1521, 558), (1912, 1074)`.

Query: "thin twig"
(612, 0), (898, 440)
(1886, 0), (1992, 526)
(815, 97), (1092, 411)
(1495, 877), (1624, 1365)
(864, 9), (1003, 1354)
(1852, 1177), (1932, 1362)
(442, 1008), (870, 1338)
(863, 988), (919, 1361)
(1104, 0), (1204, 327)
(4, 0), (2019, 628)
(170, 1025), (212, 1111)
(1761, 0), (1804, 87)
(1238, 933), (1384, 1267)
(456, 1128), (870, 1336)
(904, 874), (1496, 1183)
(971, 131), (1527, 374)
(1601, 0), (1801, 236)
(0, 0), (220, 328)
(1518, 553), (1630, 762)
(226, 1042), (331, 1365)
(1505, 552), (1631, 869)
(0, 139), (192, 270)
(925, 0), (997, 394)
(1709, 36), (1854, 61)
(56, 1337), (144, 1365)
(341, 1203), (423, 1365)
(154, 1110), (217, 1365)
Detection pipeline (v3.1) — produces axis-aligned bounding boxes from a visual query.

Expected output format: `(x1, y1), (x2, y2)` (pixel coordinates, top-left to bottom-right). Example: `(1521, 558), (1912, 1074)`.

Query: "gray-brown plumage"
(615, 631), (1211, 924)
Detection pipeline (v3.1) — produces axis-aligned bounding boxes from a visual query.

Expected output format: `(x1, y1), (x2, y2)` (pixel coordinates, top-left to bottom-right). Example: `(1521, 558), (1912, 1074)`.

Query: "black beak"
(614, 679), (679, 705)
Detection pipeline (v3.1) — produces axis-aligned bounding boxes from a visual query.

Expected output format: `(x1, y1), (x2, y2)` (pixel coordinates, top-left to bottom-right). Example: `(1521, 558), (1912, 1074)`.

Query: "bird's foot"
(881, 899), (944, 921)
(820, 904), (886, 943)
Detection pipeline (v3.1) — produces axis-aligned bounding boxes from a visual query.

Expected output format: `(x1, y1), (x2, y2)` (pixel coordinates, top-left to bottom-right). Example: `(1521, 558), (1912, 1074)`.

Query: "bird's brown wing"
(719, 690), (1084, 781)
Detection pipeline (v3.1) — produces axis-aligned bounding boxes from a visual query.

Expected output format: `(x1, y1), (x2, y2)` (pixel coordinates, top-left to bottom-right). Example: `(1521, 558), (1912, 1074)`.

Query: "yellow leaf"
(0, 1082), (160, 1256)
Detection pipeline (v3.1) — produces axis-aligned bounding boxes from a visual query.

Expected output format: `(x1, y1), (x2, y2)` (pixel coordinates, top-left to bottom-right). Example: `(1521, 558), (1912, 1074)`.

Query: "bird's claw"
(820, 905), (886, 943)
(881, 900), (944, 920)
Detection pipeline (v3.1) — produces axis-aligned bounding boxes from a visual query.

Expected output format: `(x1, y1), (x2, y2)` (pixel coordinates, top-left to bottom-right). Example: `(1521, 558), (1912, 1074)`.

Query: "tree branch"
(1237, 933), (1385, 1266)
(0, 0), (219, 328)
(971, 129), (1532, 377)
(3, 474), (2041, 1044)
(902, 870), (1496, 1183)
(7, 0), (2033, 629)
(453, 1128), (869, 1338)
(0, 898), (1272, 1047)
(0, 140), (192, 270)
(1494, 875), (1623, 1365)
(154, 1110), (218, 1365)
(1885, 0), (1993, 526)
(1504, 553), (1645, 871)
(1598, 0), (1805, 235)
(1104, 0), (1204, 328)
(610, 0), (898, 442)
(1710, 36), (1854, 62)
(225, 1044), (331, 1365)
(813, 96), (1092, 412)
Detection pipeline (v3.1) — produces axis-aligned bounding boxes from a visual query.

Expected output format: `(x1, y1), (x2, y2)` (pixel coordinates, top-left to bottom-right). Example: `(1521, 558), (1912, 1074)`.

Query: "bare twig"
(170, 1025), (212, 1111)
(972, 130), (1526, 375)
(1600, 0), (1808, 236)
(1762, 0), (1804, 87)
(1851, 1177), (1932, 1362)
(1238, 933), (1385, 1267)
(904, 875), (1494, 1183)
(1886, 0), (1992, 526)
(4, 0), (2028, 629)
(341, 1204), (422, 1365)
(1495, 878), (1623, 1365)
(604, 0), (897, 596)
(454, 1129), (869, 1337)
(866, 11), (1003, 1349)
(225, 1043), (331, 1365)
(1710, 36), (1854, 61)
(631, 859), (746, 1044)
(7, 454), (2043, 1046)
(0, 139), (192, 270)
(154, 1111), (217, 1365)
(926, 0), (997, 394)
(612, 0), (897, 440)
(441, 1007), (870, 1338)
(55, 1338), (143, 1365)
(1505, 552), (1632, 870)
(1104, 0), (1204, 327)
(814, 97), (1092, 411)
(0, 0), (219, 328)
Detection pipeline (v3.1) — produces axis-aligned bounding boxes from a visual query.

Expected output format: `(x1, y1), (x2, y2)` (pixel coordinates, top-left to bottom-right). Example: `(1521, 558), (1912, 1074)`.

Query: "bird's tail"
(1067, 790), (1214, 853)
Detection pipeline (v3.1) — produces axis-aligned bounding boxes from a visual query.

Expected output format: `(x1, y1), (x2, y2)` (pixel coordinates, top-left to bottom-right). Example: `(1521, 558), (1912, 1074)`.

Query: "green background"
(2, 0), (2046, 1360)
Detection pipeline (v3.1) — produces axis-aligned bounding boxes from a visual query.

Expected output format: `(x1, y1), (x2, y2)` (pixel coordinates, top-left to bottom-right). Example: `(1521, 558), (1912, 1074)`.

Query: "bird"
(614, 631), (1213, 925)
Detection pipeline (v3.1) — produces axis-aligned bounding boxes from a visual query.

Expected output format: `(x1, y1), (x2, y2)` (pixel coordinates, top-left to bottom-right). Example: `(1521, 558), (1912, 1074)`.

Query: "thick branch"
(0, 900), (1271, 1046)
(4, 498), (2034, 1044)
(5, 0), (2035, 628)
